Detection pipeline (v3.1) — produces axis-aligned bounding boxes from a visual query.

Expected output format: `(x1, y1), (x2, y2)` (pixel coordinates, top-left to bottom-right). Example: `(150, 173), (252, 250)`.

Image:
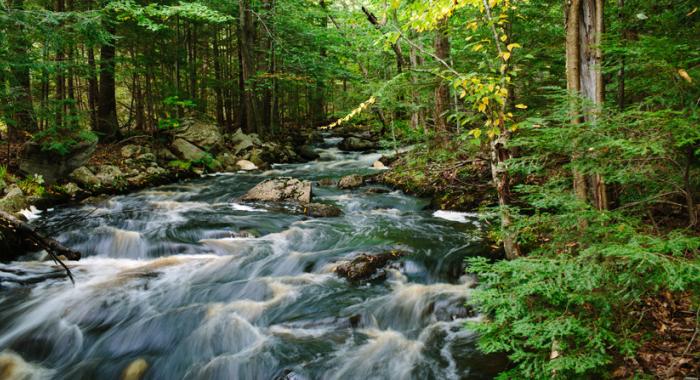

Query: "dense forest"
(0, 0), (699, 378)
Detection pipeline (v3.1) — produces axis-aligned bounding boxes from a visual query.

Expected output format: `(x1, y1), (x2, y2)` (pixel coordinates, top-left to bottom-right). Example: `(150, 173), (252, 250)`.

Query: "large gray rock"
(338, 137), (377, 152)
(171, 138), (208, 161)
(338, 174), (364, 189)
(241, 177), (312, 204)
(228, 129), (261, 155)
(95, 165), (126, 188)
(69, 166), (100, 189)
(0, 185), (28, 213)
(175, 118), (223, 151)
(19, 140), (96, 184)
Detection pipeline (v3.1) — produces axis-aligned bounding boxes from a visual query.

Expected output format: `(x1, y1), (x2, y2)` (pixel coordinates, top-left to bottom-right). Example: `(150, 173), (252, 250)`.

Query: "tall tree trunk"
(87, 47), (99, 130)
(213, 32), (226, 129)
(238, 0), (260, 134)
(8, 0), (37, 139)
(310, 0), (329, 127)
(97, 23), (119, 140)
(55, 0), (66, 129)
(565, 0), (607, 210)
(433, 19), (450, 135)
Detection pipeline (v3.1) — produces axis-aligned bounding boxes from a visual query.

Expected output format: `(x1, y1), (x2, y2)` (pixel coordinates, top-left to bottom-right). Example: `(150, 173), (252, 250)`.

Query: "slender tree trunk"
(213, 32), (225, 128)
(238, 0), (260, 133)
(87, 47), (98, 130)
(7, 0), (37, 139)
(97, 23), (119, 140)
(566, 0), (607, 210)
(616, 0), (625, 110)
(55, 0), (66, 129)
(433, 19), (450, 136)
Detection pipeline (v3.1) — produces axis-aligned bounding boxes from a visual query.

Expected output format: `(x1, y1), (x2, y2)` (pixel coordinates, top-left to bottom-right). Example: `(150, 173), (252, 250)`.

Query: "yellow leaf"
(469, 128), (482, 138)
(500, 34), (507, 42)
(478, 103), (486, 112)
(502, 52), (511, 61)
(507, 43), (521, 51)
(472, 44), (483, 52)
(515, 104), (528, 109)
(678, 69), (693, 83)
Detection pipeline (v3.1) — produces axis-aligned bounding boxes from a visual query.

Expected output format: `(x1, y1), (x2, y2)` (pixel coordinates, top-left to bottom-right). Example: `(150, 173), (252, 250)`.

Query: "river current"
(0, 138), (505, 379)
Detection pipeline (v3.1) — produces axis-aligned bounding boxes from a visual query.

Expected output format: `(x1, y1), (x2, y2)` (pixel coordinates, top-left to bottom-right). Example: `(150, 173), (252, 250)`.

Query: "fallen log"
(0, 210), (79, 283)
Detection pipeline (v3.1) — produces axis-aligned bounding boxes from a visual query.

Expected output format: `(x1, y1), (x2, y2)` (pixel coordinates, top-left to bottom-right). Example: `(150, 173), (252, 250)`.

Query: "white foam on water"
(18, 205), (42, 221)
(231, 203), (267, 212)
(433, 210), (479, 224)
(326, 328), (424, 380)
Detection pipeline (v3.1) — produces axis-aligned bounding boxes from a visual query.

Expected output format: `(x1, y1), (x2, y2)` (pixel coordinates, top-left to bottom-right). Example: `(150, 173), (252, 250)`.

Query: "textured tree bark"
(433, 19), (450, 135)
(566, 0), (607, 210)
(97, 23), (119, 140)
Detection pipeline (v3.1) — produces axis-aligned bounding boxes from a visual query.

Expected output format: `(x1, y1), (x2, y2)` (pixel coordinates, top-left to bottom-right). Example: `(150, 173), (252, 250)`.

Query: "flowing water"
(0, 138), (506, 379)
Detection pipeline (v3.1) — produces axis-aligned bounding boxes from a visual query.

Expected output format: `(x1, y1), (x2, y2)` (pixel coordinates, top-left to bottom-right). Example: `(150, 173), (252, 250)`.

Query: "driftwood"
(0, 210), (79, 283)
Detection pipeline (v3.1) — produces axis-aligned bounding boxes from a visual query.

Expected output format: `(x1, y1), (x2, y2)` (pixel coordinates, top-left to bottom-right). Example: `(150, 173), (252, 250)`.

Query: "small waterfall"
(95, 228), (148, 259)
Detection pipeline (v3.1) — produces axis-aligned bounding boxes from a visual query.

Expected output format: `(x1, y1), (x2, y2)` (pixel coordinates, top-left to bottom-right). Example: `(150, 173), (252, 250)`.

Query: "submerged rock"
(316, 178), (337, 187)
(241, 177), (312, 204)
(303, 202), (342, 217)
(338, 174), (364, 189)
(334, 250), (406, 282)
(19, 140), (96, 184)
(122, 358), (149, 380)
(338, 136), (377, 152)
(297, 145), (320, 161)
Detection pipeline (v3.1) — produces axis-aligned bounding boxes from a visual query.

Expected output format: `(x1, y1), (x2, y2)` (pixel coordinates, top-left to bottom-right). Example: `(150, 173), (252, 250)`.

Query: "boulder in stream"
(297, 145), (320, 161)
(303, 202), (342, 217)
(338, 174), (364, 189)
(241, 177), (312, 204)
(338, 136), (377, 152)
(334, 250), (406, 282)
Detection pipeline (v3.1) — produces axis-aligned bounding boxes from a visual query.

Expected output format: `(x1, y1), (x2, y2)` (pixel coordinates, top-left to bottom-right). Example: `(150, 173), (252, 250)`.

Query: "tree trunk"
(433, 19), (450, 135)
(97, 23), (119, 140)
(87, 47), (99, 130)
(7, 0), (37, 138)
(238, 0), (260, 134)
(566, 0), (607, 210)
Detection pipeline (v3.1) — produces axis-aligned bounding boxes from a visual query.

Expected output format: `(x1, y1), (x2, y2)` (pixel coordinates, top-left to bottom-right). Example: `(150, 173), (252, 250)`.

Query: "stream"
(0, 137), (506, 379)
